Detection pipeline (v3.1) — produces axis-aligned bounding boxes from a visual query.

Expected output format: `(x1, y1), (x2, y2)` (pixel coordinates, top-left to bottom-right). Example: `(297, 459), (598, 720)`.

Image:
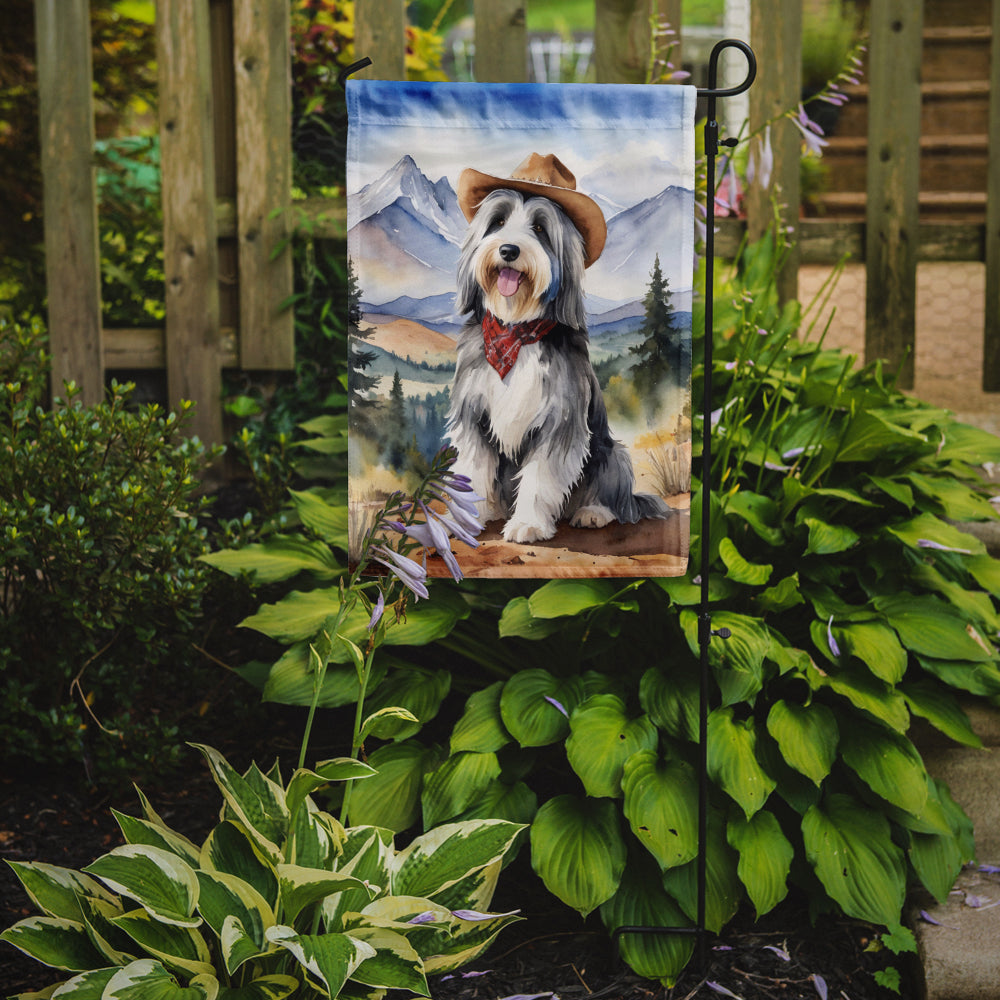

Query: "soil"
(0, 746), (913, 1000)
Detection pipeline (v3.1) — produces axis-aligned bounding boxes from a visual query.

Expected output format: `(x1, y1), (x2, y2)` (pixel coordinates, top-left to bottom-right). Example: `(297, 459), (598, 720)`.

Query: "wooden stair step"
(922, 25), (993, 82)
(814, 190), (987, 221)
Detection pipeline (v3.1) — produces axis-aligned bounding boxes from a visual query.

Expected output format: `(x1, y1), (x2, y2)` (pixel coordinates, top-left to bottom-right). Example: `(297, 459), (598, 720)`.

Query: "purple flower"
(917, 538), (973, 555)
(367, 590), (385, 631)
(747, 125), (773, 191)
(812, 974), (828, 1000)
(706, 983), (742, 999)
(827, 616), (841, 658)
(763, 944), (790, 961)
(407, 911), (438, 925)
(451, 908), (520, 921)
(544, 695), (569, 718)
(791, 104), (829, 156)
(372, 545), (429, 600)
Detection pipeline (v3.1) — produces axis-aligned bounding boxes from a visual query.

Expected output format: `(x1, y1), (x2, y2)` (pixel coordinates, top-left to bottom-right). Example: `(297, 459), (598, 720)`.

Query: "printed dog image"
(447, 153), (673, 544)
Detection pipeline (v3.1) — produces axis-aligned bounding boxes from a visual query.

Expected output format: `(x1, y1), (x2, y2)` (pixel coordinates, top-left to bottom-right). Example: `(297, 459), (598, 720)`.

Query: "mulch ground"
(1, 742), (913, 1000)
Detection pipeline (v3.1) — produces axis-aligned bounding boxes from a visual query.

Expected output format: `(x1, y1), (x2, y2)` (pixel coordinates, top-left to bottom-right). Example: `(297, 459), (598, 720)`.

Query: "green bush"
(0, 316), (220, 783)
(209, 232), (1000, 986)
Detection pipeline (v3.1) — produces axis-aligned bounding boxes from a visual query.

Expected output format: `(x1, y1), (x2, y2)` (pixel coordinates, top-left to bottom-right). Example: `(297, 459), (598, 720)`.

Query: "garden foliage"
(0, 317), (218, 781)
(205, 233), (1000, 985)
(2, 744), (524, 999)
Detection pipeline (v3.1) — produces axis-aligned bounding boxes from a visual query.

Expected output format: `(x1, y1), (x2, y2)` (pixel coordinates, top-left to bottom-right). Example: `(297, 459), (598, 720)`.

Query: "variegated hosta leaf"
(565, 695), (658, 799)
(661, 811), (742, 934)
(195, 871), (274, 974)
(4, 861), (118, 922)
(707, 707), (776, 819)
(391, 820), (524, 901)
(200, 822), (278, 910)
(838, 718), (929, 817)
(83, 846), (200, 928)
(112, 811), (202, 868)
(450, 681), (511, 754)
(102, 958), (218, 999)
(422, 907), (522, 975)
(276, 864), (375, 925)
(621, 751), (699, 871)
(0, 916), (107, 972)
(110, 908), (214, 978)
(77, 894), (136, 966)
(344, 926), (429, 995)
(727, 810), (793, 918)
(599, 854), (694, 987)
(529, 795), (626, 917)
(421, 751), (501, 829)
(499, 669), (585, 747)
(288, 802), (343, 870)
(285, 760), (375, 824)
(802, 793), (906, 926)
(765, 700), (838, 786)
(323, 829), (393, 931)
(46, 966), (118, 997)
(214, 974), (299, 1000)
(191, 745), (287, 863)
(265, 926), (376, 998)
(424, 859), (501, 915)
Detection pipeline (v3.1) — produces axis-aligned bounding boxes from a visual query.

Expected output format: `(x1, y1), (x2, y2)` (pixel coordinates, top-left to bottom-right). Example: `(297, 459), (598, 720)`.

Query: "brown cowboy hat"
(457, 152), (607, 267)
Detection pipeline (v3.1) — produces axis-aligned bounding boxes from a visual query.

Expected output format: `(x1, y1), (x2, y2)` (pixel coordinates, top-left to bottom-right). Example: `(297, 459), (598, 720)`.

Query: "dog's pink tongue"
(497, 268), (522, 298)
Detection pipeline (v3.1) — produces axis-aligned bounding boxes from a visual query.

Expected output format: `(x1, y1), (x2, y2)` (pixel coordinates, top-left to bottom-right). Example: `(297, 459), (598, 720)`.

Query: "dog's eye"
(532, 223), (546, 235)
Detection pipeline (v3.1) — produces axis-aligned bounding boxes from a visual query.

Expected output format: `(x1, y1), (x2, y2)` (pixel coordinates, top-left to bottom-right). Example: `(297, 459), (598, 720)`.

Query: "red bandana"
(481, 312), (557, 378)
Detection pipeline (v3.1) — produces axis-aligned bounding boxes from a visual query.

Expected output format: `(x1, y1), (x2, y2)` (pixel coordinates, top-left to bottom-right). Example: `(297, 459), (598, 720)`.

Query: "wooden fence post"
(594, 0), (677, 84)
(864, 0), (923, 389)
(157, 0), (223, 444)
(34, 0), (104, 405)
(983, 0), (1000, 390)
(474, 0), (527, 82)
(233, 0), (294, 369)
(355, 0), (406, 80)
(746, 0), (801, 305)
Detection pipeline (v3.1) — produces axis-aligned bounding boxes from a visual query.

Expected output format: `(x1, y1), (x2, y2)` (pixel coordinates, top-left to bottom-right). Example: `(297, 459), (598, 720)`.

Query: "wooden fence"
(33, 0), (1000, 445)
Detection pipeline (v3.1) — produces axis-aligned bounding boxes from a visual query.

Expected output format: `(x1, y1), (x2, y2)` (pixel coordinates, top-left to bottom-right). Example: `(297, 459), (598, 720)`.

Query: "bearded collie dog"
(446, 154), (671, 544)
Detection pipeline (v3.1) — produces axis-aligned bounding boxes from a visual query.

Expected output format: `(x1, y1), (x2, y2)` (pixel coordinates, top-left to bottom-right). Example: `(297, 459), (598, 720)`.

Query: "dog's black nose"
(499, 244), (520, 262)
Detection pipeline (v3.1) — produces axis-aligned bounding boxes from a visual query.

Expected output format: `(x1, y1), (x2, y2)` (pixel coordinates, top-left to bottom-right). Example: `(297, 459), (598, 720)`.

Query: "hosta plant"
(1, 744), (523, 999)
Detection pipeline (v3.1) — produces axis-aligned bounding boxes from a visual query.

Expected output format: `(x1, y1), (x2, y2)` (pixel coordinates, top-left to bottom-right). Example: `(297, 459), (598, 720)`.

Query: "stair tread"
(923, 25), (992, 42)
(824, 134), (989, 153)
(847, 79), (992, 101)
(818, 191), (987, 206)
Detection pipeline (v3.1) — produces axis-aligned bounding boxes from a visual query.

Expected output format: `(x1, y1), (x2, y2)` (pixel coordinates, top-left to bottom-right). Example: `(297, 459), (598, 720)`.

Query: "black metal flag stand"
(340, 39), (758, 975)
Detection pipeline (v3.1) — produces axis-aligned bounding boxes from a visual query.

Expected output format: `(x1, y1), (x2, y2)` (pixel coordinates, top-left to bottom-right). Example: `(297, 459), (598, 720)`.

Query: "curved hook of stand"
(338, 57), (373, 90)
(697, 38), (757, 99)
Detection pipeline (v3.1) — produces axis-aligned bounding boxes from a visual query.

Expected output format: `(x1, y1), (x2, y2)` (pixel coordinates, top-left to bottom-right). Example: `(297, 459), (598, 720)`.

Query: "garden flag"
(346, 81), (696, 578)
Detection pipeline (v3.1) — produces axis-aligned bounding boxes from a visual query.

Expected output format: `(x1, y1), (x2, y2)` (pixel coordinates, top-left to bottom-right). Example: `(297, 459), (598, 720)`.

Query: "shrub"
(1, 744), (524, 997)
(0, 317), (220, 783)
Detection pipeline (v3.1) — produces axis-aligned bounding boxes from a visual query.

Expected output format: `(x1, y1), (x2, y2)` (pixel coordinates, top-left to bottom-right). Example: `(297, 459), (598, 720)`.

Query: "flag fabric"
(346, 81), (696, 578)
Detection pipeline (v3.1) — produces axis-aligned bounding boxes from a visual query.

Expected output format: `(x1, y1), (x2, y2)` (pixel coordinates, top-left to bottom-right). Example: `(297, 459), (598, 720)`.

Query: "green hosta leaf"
(599, 853), (694, 987)
(911, 562), (1000, 633)
(200, 822), (278, 910)
(83, 846), (200, 928)
(5, 862), (118, 923)
(200, 535), (341, 583)
(499, 670), (584, 747)
(765, 700), (838, 786)
(112, 812), (201, 868)
(835, 410), (927, 463)
(0, 916), (107, 971)
(909, 819), (966, 905)
(886, 512), (985, 557)
(265, 926), (375, 997)
(727, 811), (793, 917)
(111, 908), (214, 978)
(621, 751), (698, 871)
(360, 706), (421, 742)
(839, 719), (928, 816)
(906, 472), (998, 521)
(707, 708), (776, 818)
(724, 490), (784, 545)
(530, 795), (626, 917)
(836, 621), (907, 684)
(216, 976), (299, 1000)
(875, 594), (995, 662)
(803, 517), (859, 556)
(809, 661), (910, 732)
(527, 579), (619, 618)
(901, 680), (982, 748)
(866, 474), (914, 509)
(680, 610), (770, 706)
(103, 959), (218, 1000)
(288, 488), (349, 546)
(661, 811), (741, 933)
(718, 537), (772, 586)
(565, 695), (658, 799)
(497, 596), (564, 639)
(802, 793), (906, 926)
(363, 667), (451, 740)
(346, 926), (428, 994)
(285, 759), (376, 822)
(277, 865), (374, 925)
(755, 573), (805, 614)
(450, 682), (511, 754)
(195, 871), (273, 974)
(654, 574), (737, 606)
(347, 740), (442, 832)
(935, 421), (1000, 464)
(421, 751), (502, 828)
(967, 553), (1000, 597)
(261, 643), (386, 709)
(393, 820), (524, 901)
(453, 779), (538, 827)
(191, 746), (287, 862)
(639, 664), (699, 742)
(916, 655), (1000, 697)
